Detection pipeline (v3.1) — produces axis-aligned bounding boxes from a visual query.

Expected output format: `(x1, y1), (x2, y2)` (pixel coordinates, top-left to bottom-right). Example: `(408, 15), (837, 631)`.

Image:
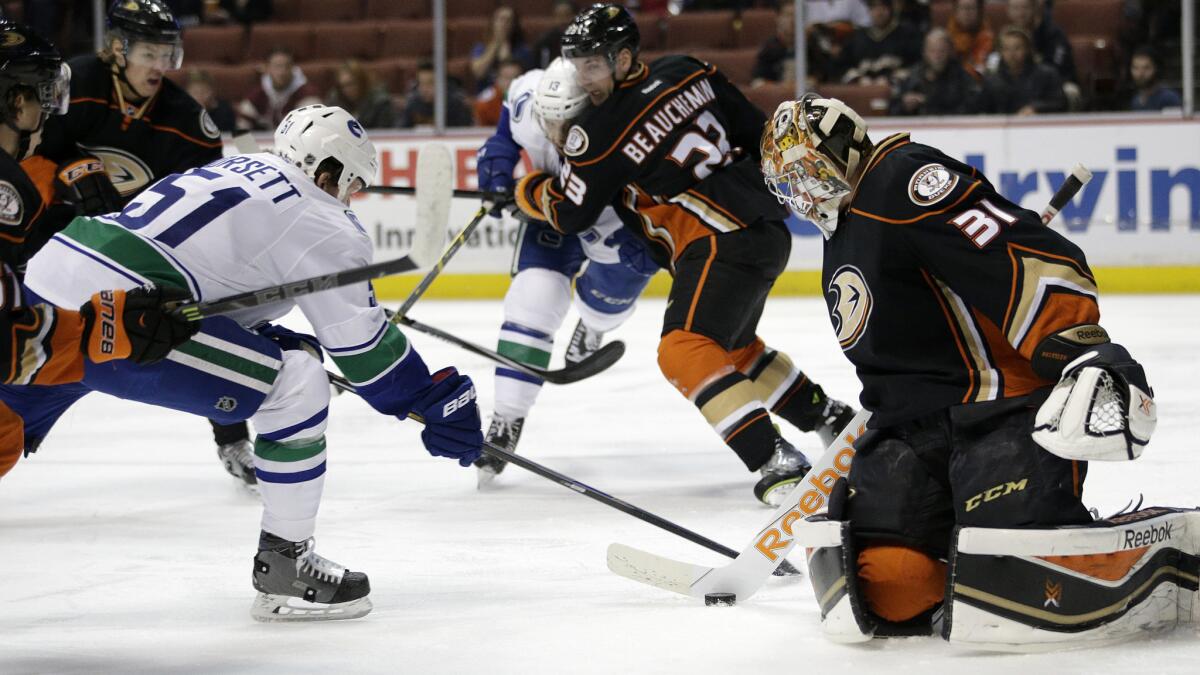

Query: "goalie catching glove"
(79, 284), (199, 364)
(411, 367), (483, 466)
(1030, 324), (1155, 461)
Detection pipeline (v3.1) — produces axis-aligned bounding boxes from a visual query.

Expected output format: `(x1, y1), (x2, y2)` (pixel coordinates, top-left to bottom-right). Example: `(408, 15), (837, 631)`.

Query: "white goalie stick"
(606, 164), (1096, 603)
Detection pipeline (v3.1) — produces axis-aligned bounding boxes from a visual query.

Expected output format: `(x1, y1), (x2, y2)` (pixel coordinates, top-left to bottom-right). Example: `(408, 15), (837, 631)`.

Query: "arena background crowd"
(12, 0), (1195, 130)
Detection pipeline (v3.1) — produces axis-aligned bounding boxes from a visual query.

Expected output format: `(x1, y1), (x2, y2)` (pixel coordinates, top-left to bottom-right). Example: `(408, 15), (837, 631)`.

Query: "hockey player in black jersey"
(760, 95), (1195, 649)
(513, 4), (855, 505)
(28, 1), (248, 487)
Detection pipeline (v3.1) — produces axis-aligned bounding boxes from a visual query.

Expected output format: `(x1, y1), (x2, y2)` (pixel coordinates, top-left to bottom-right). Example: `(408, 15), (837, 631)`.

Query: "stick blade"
(541, 340), (626, 385)
(411, 145), (453, 269)
(607, 543), (712, 599)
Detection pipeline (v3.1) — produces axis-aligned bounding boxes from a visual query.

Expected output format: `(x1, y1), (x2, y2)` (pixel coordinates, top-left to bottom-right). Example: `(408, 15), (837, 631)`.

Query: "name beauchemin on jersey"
(620, 79), (717, 164)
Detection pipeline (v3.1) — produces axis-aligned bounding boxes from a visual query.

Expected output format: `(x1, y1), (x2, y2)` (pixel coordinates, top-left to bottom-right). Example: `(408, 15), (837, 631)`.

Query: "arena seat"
(664, 11), (736, 50)
(930, 1), (1009, 31)
(183, 26), (246, 65)
(448, 0), (499, 19)
(735, 8), (777, 49)
(635, 14), (664, 51)
(448, 18), (489, 57)
(694, 48), (758, 86)
(246, 24), (315, 62)
(198, 63), (260, 101)
(271, 0), (301, 22)
(1053, 0), (1121, 43)
(298, 60), (340, 93)
(817, 83), (891, 115)
(744, 81), (793, 114)
(510, 0), (557, 16)
(522, 16), (560, 44)
(312, 23), (381, 61)
(367, 57), (418, 94)
(366, 0), (428, 20)
(379, 20), (435, 59)
(297, 0), (362, 23)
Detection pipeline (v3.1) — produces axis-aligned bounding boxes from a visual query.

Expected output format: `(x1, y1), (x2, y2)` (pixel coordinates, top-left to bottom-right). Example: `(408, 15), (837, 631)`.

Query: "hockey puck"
(704, 593), (736, 607)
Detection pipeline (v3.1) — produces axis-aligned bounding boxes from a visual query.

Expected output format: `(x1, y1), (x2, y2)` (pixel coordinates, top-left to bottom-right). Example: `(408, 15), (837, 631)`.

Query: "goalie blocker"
(810, 505), (1200, 650)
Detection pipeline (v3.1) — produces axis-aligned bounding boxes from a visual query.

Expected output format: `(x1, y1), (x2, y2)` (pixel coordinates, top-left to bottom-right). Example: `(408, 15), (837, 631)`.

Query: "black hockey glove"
(56, 157), (122, 216)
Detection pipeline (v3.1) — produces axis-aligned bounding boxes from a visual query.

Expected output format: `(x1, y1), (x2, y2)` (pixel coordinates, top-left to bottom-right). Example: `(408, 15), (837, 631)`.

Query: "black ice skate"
(475, 414), (524, 488)
(250, 531), (372, 622)
(813, 399), (857, 448)
(217, 439), (258, 491)
(753, 437), (812, 507)
(564, 319), (603, 367)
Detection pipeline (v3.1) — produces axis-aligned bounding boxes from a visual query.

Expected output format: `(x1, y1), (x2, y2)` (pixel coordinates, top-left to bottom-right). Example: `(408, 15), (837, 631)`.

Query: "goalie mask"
(760, 94), (871, 238)
(534, 58), (589, 150)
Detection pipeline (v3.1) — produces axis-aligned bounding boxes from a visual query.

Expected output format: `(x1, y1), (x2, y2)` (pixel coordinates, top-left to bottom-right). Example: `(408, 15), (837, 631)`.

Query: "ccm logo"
(754, 423), (865, 562)
(442, 386), (476, 417)
(1123, 522), (1174, 549)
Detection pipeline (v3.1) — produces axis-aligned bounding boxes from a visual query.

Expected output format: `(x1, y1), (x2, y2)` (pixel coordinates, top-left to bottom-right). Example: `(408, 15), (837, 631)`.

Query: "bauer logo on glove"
(442, 385), (477, 417)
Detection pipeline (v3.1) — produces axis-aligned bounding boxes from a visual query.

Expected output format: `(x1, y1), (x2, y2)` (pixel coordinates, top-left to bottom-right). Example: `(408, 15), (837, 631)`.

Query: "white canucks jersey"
(504, 69), (622, 262)
(25, 153), (410, 391)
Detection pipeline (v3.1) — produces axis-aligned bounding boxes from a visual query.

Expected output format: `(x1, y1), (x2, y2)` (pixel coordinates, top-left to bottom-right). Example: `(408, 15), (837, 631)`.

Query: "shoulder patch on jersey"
(511, 91), (531, 123)
(199, 109), (220, 139)
(563, 125), (589, 157)
(827, 265), (873, 351)
(908, 163), (958, 206)
(0, 180), (22, 226)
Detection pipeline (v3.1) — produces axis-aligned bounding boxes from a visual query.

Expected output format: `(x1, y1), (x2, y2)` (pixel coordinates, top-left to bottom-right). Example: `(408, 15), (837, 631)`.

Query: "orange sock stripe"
(723, 410), (769, 443)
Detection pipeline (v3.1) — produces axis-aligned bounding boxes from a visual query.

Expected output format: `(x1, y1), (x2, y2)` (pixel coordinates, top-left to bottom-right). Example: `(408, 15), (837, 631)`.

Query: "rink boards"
(235, 114), (1200, 297)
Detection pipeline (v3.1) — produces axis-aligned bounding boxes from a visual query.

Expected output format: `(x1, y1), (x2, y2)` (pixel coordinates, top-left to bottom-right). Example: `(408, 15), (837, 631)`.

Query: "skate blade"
(476, 466), (501, 490)
(250, 593), (372, 622)
(758, 479), (802, 508)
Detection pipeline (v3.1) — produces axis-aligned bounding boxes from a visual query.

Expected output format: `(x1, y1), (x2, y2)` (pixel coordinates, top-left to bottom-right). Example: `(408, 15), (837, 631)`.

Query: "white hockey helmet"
(274, 104), (378, 203)
(534, 58), (589, 148)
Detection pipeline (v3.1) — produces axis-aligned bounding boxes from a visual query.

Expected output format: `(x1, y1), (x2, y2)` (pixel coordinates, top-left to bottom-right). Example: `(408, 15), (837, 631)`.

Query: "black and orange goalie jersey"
(825, 133), (1099, 427)
(522, 55), (788, 270)
(35, 54), (223, 202)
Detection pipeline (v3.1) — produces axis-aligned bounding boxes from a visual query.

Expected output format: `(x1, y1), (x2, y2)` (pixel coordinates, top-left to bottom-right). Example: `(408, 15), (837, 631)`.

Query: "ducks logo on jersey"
(827, 265), (873, 350)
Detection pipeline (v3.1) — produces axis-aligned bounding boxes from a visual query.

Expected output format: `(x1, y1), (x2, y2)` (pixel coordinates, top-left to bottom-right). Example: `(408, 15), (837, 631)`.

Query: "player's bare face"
(570, 55), (615, 105)
(123, 42), (178, 98)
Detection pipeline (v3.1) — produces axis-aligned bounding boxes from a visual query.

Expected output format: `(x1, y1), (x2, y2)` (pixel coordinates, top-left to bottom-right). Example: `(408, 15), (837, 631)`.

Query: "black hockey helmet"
(107, 0), (183, 69)
(0, 22), (69, 118)
(561, 3), (639, 63)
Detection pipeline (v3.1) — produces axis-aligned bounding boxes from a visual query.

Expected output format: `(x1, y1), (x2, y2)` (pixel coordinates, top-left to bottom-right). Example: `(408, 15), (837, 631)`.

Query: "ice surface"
(2, 297), (1198, 674)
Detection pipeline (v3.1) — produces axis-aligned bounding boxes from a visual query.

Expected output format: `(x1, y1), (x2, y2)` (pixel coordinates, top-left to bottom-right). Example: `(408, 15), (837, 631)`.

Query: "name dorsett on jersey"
(620, 79), (718, 165)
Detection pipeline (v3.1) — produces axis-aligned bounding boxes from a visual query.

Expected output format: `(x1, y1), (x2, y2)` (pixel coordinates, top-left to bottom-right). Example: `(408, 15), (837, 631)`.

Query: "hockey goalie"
(758, 94), (1198, 650)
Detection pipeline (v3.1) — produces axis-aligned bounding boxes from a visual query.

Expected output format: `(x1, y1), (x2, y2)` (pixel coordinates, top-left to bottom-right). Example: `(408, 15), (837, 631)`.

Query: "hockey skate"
(564, 319), (603, 367)
(475, 414), (524, 488)
(753, 437), (812, 507)
(250, 531), (372, 622)
(813, 399), (857, 447)
(217, 439), (258, 491)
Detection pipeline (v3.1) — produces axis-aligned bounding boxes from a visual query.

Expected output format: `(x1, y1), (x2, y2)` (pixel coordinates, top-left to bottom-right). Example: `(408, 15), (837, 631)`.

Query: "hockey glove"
(80, 284), (199, 365)
(411, 367), (483, 466)
(56, 157), (122, 216)
(256, 323), (323, 362)
(1032, 341), (1156, 461)
(514, 171), (552, 222)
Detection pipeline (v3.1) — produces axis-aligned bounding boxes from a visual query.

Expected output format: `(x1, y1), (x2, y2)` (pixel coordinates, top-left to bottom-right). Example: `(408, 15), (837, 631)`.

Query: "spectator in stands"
(1128, 47), (1182, 112)
(751, 2), (796, 88)
(474, 59), (523, 127)
(981, 26), (1066, 115)
(470, 5), (533, 94)
(185, 69), (237, 132)
(889, 28), (981, 115)
(532, 0), (576, 69)
(400, 60), (474, 129)
(218, 0), (273, 25)
(327, 60), (396, 129)
(806, 0), (871, 28)
(946, 0), (992, 77)
(236, 47), (322, 131)
(1005, 0), (1075, 84)
(835, 0), (922, 85)
(807, 0), (873, 82)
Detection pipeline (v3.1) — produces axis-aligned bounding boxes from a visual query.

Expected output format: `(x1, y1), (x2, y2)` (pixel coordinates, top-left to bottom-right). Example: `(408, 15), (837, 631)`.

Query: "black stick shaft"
(393, 314), (554, 382)
(396, 206), (488, 318)
(174, 255), (418, 321)
(364, 185), (486, 199)
(1041, 164), (1093, 225)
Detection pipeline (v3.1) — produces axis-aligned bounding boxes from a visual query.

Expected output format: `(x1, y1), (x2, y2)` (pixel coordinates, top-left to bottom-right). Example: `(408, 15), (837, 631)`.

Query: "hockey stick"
(395, 205), (488, 319)
(605, 166), (1097, 602)
(364, 185), (493, 200)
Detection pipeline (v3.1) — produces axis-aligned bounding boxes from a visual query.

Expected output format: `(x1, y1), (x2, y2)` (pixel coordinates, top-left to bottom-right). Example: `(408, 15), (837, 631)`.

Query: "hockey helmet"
(760, 94), (871, 237)
(107, 0), (183, 70)
(274, 104), (378, 204)
(0, 22), (69, 118)
(534, 58), (589, 148)
(561, 3), (640, 85)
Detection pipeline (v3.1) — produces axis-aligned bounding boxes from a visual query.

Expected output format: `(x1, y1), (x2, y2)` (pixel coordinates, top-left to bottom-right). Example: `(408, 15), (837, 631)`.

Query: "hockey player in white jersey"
(0, 105), (484, 621)
(473, 58), (657, 484)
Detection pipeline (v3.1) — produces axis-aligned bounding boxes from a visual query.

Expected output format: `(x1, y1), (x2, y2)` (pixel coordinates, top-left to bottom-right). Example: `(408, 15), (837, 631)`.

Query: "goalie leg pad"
(807, 520), (874, 643)
(945, 507), (1200, 652)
